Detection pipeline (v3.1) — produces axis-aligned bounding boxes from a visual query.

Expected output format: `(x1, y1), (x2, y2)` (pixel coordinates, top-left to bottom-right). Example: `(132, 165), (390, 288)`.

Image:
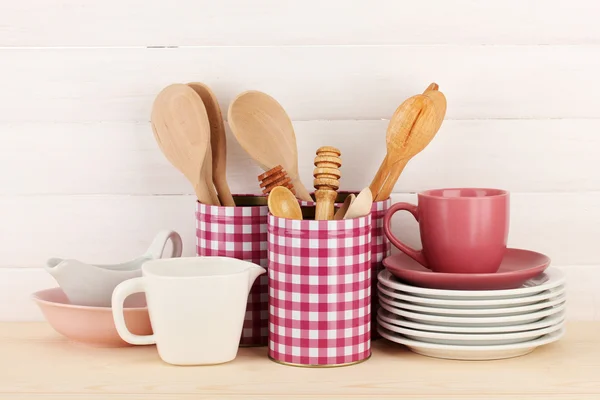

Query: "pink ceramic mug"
(383, 188), (509, 274)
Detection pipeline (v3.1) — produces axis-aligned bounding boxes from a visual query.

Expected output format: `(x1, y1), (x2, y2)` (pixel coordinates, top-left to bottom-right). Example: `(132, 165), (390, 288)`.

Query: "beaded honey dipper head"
(313, 146), (341, 220)
(258, 165), (295, 195)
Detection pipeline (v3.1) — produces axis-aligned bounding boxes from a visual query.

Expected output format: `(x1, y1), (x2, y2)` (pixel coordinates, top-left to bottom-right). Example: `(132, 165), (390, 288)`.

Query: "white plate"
(377, 310), (564, 346)
(377, 285), (566, 316)
(378, 281), (566, 309)
(378, 326), (565, 360)
(378, 267), (565, 300)
(379, 301), (567, 333)
(379, 295), (566, 326)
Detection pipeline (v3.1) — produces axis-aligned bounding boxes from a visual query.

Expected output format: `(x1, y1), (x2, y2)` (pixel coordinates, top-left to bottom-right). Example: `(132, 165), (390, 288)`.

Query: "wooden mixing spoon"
(188, 82), (235, 207)
(370, 84), (446, 201)
(227, 90), (313, 202)
(151, 84), (215, 204)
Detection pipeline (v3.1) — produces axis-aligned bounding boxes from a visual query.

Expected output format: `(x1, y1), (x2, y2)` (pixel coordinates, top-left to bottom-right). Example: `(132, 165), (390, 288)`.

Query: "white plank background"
(1, 46), (599, 122)
(0, 0), (598, 46)
(0, 0), (598, 320)
(1, 120), (598, 195)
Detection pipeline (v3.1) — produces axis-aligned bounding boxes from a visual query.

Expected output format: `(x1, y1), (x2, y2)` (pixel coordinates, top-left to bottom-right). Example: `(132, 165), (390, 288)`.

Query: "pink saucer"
(382, 248), (550, 290)
(32, 288), (152, 347)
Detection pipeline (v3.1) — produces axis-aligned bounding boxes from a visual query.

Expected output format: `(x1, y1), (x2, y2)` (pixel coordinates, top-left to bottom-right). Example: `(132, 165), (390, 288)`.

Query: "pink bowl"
(32, 288), (152, 347)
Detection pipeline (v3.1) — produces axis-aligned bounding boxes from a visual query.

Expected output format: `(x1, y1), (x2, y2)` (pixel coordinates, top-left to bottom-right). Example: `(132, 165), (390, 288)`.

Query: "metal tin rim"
(268, 353), (371, 368)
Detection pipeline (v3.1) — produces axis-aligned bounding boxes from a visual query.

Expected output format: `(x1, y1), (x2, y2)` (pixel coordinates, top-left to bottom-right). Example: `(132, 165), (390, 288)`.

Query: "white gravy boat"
(45, 230), (183, 307)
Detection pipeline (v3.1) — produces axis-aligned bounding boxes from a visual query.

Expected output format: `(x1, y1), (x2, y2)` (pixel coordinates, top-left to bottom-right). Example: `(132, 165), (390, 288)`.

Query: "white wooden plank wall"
(0, 0), (598, 320)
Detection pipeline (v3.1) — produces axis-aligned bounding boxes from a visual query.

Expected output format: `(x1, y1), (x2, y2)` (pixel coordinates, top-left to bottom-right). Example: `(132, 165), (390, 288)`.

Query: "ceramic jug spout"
(246, 265), (267, 293)
(44, 257), (69, 278)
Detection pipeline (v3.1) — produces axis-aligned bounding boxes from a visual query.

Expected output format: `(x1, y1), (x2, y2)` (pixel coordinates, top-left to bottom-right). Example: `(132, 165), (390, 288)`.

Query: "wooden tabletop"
(0, 322), (598, 399)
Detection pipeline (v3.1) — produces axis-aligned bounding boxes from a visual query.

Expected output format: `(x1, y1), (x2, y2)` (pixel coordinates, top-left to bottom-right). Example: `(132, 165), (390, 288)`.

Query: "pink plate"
(382, 248), (550, 290)
(32, 288), (152, 347)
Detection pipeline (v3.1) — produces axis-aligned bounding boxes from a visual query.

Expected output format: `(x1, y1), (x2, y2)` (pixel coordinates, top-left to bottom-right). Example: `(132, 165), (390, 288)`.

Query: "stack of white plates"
(376, 267), (567, 360)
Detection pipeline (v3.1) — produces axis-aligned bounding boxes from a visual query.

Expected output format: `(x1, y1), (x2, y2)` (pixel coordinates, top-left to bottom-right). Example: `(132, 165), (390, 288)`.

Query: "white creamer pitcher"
(111, 257), (266, 366)
(45, 230), (183, 307)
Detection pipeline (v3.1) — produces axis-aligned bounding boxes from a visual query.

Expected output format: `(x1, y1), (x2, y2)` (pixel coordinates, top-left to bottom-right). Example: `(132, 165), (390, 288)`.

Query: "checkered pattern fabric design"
(299, 194), (391, 340)
(267, 214), (372, 366)
(196, 200), (269, 346)
(369, 198), (391, 339)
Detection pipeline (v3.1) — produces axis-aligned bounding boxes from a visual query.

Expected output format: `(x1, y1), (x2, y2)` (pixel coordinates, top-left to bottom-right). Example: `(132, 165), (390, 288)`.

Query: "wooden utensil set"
(151, 82), (446, 220)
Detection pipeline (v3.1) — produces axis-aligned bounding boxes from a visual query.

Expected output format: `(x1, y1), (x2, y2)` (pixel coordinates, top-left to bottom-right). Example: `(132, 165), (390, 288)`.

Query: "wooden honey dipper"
(258, 165), (295, 195)
(313, 146), (341, 220)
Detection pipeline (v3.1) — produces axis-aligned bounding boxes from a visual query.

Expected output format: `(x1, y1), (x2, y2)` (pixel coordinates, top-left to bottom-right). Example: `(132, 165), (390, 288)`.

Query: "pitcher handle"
(112, 277), (155, 345)
(383, 202), (428, 267)
(144, 230), (183, 259)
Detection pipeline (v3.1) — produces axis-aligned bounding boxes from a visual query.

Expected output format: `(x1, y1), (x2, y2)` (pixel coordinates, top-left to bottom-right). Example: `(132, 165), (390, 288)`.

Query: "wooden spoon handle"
(369, 153), (394, 200)
(291, 178), (314, 202)
(375, 158), (409, 201)
(202, 146), (221, 206)
(194, 182), (214, 205)
(214, 178), (235, 206)
(424, 82), (439, 92)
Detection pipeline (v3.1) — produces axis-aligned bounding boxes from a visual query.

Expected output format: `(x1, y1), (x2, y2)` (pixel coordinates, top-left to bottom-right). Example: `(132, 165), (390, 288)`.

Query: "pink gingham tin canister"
(300, 192), (391, 339)
(196, 195), (269, 346)
(268, 212), (372, 367)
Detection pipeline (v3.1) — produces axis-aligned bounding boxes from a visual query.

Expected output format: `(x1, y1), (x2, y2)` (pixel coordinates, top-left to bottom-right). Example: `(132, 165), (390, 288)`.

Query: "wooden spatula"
(188, 82), (235, 207)
(151, 84), (215, 204)
(370, 84), (446, 201)
(227, 90), (313, 202)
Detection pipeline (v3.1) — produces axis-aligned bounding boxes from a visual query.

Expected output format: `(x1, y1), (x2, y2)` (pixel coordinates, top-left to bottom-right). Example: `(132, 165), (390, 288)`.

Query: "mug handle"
(144, 230), (183, 259)
(111, 277), (155, 345)
(383, 202), (428, 267)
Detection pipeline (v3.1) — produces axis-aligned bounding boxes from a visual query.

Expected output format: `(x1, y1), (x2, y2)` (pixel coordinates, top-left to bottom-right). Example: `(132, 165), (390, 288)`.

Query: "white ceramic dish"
(379, 293), (566, 327)
(378, 267), (565, 300)
(379, 301), (567, 333)
(378, 325), (565, 360)
(377, 281), (565, 309)
(45, 230), (183, 307)
(377, 310), (564, 346)
(377, 284), (566, 316)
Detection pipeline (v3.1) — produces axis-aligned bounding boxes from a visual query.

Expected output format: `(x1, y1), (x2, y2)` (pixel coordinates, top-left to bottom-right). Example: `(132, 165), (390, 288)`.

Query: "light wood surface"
(0, 322), (598, 399)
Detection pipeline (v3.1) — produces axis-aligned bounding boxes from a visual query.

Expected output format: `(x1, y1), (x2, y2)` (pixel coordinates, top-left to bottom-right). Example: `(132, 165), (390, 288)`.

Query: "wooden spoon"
(371, 84), (446, 200)
(344, 188), (373, 219)
(422, 83), (446, 132)
(188, 82), (235, 206)
(334, 194), (355, 220)
(228, 90), (313, 202)
(151, 84), (214, 204)
(267, 186), (303, 220)
(201, 140), (221, 205)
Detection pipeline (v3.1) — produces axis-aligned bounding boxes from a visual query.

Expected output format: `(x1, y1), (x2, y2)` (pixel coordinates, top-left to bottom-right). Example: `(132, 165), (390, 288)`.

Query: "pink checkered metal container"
(195, 195), (269, 346)
(267, 211), (372, 367)
(300, 192), (391, 339)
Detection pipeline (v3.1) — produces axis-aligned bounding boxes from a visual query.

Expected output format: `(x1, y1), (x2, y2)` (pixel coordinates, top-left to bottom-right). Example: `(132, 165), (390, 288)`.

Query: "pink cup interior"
(421, 188), (508, 199)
